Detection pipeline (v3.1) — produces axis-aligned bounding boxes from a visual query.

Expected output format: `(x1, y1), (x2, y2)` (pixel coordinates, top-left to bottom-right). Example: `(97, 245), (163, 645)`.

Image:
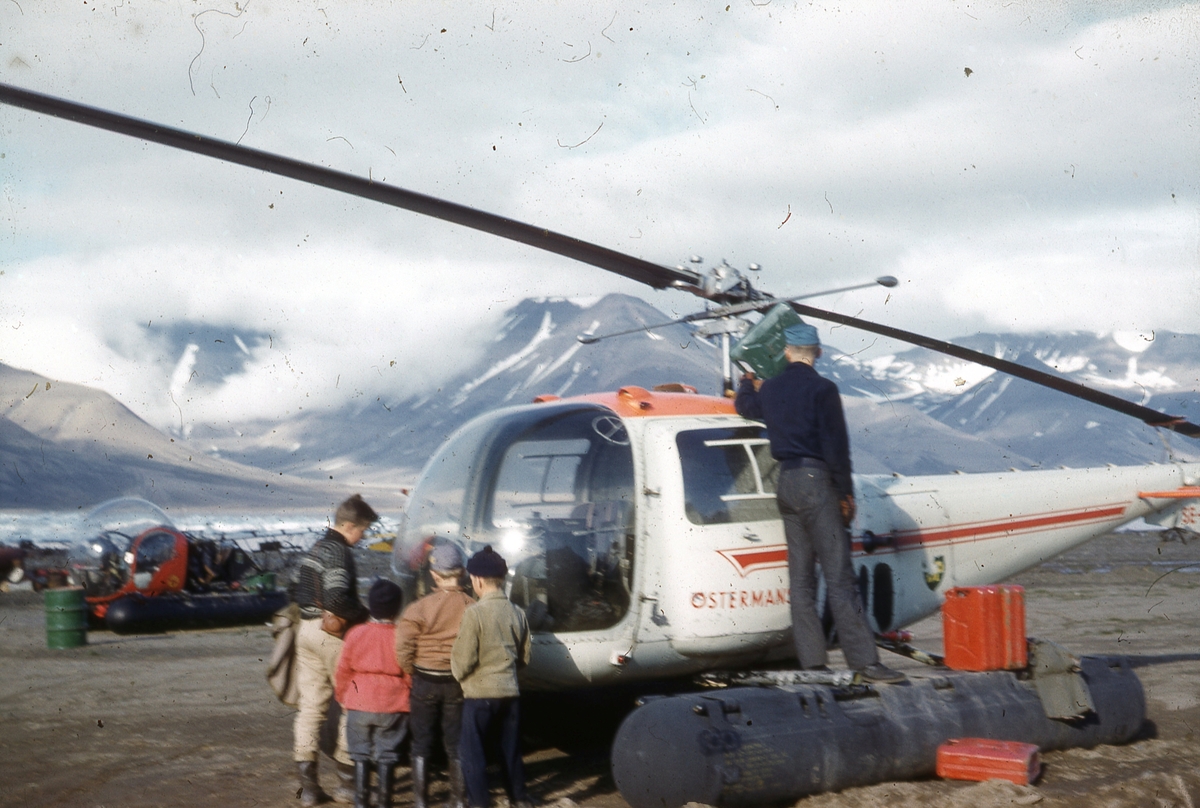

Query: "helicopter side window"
(677, 428), (781, 525)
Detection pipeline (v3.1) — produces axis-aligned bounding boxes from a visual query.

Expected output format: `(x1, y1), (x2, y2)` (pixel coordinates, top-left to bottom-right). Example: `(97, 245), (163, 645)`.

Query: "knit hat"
(784, 322), (820, 347)
(429, 542), (464, 573)
(466, 545), (507, 578)
(368, 578), (403, 621)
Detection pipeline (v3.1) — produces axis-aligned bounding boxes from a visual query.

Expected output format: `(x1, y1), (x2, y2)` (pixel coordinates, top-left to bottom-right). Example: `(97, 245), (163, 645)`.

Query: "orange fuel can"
(936, 738), (1041, 785)
(942, 585), (1027, 671)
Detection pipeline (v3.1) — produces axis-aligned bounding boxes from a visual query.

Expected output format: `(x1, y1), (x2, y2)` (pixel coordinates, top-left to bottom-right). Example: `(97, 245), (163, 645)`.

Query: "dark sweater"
(735, 361), (854, 499)
(292, 528), (367, 621)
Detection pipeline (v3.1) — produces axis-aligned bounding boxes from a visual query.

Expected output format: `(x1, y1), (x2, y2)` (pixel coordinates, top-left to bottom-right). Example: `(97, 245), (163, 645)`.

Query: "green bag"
(729, 303), (806, 380)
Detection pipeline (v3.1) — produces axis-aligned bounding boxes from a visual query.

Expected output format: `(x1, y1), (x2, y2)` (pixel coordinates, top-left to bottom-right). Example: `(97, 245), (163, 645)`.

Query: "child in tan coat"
(451, 546), (533, 808)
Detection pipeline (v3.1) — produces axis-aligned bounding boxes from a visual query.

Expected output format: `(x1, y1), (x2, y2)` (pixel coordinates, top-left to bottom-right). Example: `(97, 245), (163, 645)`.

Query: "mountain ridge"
(4, 293), (1197, 508)
(0, 364), (374, 510)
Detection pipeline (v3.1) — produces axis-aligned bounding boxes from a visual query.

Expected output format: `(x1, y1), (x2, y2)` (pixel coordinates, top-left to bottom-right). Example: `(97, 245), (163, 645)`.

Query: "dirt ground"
(1, 531), (1197, 808)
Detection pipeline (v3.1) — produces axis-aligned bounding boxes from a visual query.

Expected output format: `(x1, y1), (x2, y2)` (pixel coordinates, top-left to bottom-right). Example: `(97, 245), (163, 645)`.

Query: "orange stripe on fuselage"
(716, 504), (1132, 569)
(727, 548), (788, 568)
(851, 503), (1129, 554)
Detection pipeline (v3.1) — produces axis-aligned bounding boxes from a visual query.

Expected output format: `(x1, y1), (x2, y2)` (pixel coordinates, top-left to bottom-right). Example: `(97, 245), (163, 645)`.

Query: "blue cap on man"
(784, 322), (820, 347)
(429, 542), (464, 573)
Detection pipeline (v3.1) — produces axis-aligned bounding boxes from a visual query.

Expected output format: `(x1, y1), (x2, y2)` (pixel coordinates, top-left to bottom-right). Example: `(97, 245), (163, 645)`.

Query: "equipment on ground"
(611, 656), (1144, 807)
(65, 498), (286, 633)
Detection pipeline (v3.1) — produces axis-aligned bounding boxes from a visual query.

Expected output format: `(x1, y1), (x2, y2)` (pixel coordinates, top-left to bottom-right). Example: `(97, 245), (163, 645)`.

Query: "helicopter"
(2, 82), (1198, 687)
(63, 496), (287, 633)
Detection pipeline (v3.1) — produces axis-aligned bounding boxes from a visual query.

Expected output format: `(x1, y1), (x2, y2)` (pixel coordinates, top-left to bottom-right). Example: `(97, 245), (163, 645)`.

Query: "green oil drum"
(44, 586), (88, 649)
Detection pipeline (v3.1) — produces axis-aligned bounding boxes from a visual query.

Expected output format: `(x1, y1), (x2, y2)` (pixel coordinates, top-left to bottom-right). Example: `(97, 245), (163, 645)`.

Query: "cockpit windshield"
(397, 403), (635, 633)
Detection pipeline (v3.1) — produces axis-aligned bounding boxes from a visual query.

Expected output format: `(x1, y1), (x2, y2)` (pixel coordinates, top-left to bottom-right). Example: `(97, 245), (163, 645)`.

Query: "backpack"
(266, 602), (302, 708)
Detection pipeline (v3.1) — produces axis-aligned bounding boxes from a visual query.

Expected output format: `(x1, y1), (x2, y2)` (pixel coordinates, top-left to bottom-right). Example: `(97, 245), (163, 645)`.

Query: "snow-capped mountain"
(6, 294), (1197, 508)
(828, 331), (1200, 468)
(202, 294), (1200, 483)
(200, 294), (725, 479)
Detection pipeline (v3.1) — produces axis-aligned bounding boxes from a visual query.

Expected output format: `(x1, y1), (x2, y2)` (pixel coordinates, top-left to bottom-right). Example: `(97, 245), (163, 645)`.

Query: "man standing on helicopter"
(735, 322), (905, 684)
(291, 493), (378, 806)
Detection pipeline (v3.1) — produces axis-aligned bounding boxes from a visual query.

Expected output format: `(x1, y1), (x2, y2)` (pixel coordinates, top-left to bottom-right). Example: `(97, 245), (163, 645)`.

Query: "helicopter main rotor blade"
(789, 302), (1200, 438)
(4, 83), (1195, 440)
(0, 82), (699, 293)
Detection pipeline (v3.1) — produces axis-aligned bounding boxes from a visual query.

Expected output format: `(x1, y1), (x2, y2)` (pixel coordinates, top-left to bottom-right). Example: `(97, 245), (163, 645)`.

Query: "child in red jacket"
(336, 578), (411, 808)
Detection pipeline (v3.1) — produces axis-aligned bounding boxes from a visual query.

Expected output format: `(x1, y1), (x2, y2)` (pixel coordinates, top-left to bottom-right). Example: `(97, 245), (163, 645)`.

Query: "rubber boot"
(297, 760), (329, 808)
(447, 758), (466, 808)
(411, 755), (429, 808)
(352, 761), (370, 808)
(332, 760), (356, 805)
(377, 761), (395, 808)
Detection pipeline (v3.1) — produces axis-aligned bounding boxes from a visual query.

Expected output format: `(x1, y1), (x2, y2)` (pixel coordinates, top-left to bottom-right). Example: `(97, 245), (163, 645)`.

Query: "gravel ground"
(0, 531), (1196, 808)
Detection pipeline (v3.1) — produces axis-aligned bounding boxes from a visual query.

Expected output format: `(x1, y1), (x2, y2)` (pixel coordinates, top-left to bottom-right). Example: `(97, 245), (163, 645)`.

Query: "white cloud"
(1, 0), (1196, 433)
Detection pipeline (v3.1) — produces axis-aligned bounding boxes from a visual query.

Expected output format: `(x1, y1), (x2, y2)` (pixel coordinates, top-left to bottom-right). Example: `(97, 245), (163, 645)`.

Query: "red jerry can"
(936, 738), (1041, 785)
(942, 585), (1027, 671)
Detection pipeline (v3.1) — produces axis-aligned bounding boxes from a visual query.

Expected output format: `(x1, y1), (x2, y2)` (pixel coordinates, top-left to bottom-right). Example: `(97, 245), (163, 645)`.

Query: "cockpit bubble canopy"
(82, 497), (174, 541)
(69, 498), (175, 596)
(395, 402), (636, 634)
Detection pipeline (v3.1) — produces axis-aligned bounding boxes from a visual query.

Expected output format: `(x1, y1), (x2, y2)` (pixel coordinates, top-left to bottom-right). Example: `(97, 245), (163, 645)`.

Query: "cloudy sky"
(1, 0), (1197, 437)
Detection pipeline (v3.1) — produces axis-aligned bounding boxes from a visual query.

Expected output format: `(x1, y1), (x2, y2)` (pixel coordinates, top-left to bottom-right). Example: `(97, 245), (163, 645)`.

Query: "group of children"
(334, 540), (532, 808)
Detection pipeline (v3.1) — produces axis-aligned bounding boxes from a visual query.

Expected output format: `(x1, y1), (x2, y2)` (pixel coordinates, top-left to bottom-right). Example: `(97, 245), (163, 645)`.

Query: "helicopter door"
(660, 424), (790, 658)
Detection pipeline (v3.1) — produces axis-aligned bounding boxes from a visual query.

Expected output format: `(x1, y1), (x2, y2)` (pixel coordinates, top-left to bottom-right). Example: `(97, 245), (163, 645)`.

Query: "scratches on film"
(561, 42), (592, 63)
(189, 4), (250, 96)
(558, 122), (603, 149)
(747, 88), (779, 109)
(601, 12), (617, 42)
(237, 96), (256, 144)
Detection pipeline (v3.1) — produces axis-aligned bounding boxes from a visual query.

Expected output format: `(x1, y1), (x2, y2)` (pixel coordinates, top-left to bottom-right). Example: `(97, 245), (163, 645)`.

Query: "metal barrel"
(44, 587), (88, 649)
(611, 657), (1144, 808)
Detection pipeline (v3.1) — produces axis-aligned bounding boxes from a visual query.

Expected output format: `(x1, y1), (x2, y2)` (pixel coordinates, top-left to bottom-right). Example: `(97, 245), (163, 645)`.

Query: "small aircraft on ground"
(64, 497), (287, 633)
(2, 82), (1198, 685)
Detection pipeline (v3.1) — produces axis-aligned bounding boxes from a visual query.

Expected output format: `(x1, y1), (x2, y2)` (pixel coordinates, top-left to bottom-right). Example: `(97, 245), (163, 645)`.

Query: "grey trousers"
(776, 467), (879, 670)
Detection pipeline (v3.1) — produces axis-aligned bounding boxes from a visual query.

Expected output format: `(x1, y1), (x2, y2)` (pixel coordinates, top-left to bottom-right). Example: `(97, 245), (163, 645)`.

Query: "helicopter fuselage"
(392, 387), (1199, 691)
